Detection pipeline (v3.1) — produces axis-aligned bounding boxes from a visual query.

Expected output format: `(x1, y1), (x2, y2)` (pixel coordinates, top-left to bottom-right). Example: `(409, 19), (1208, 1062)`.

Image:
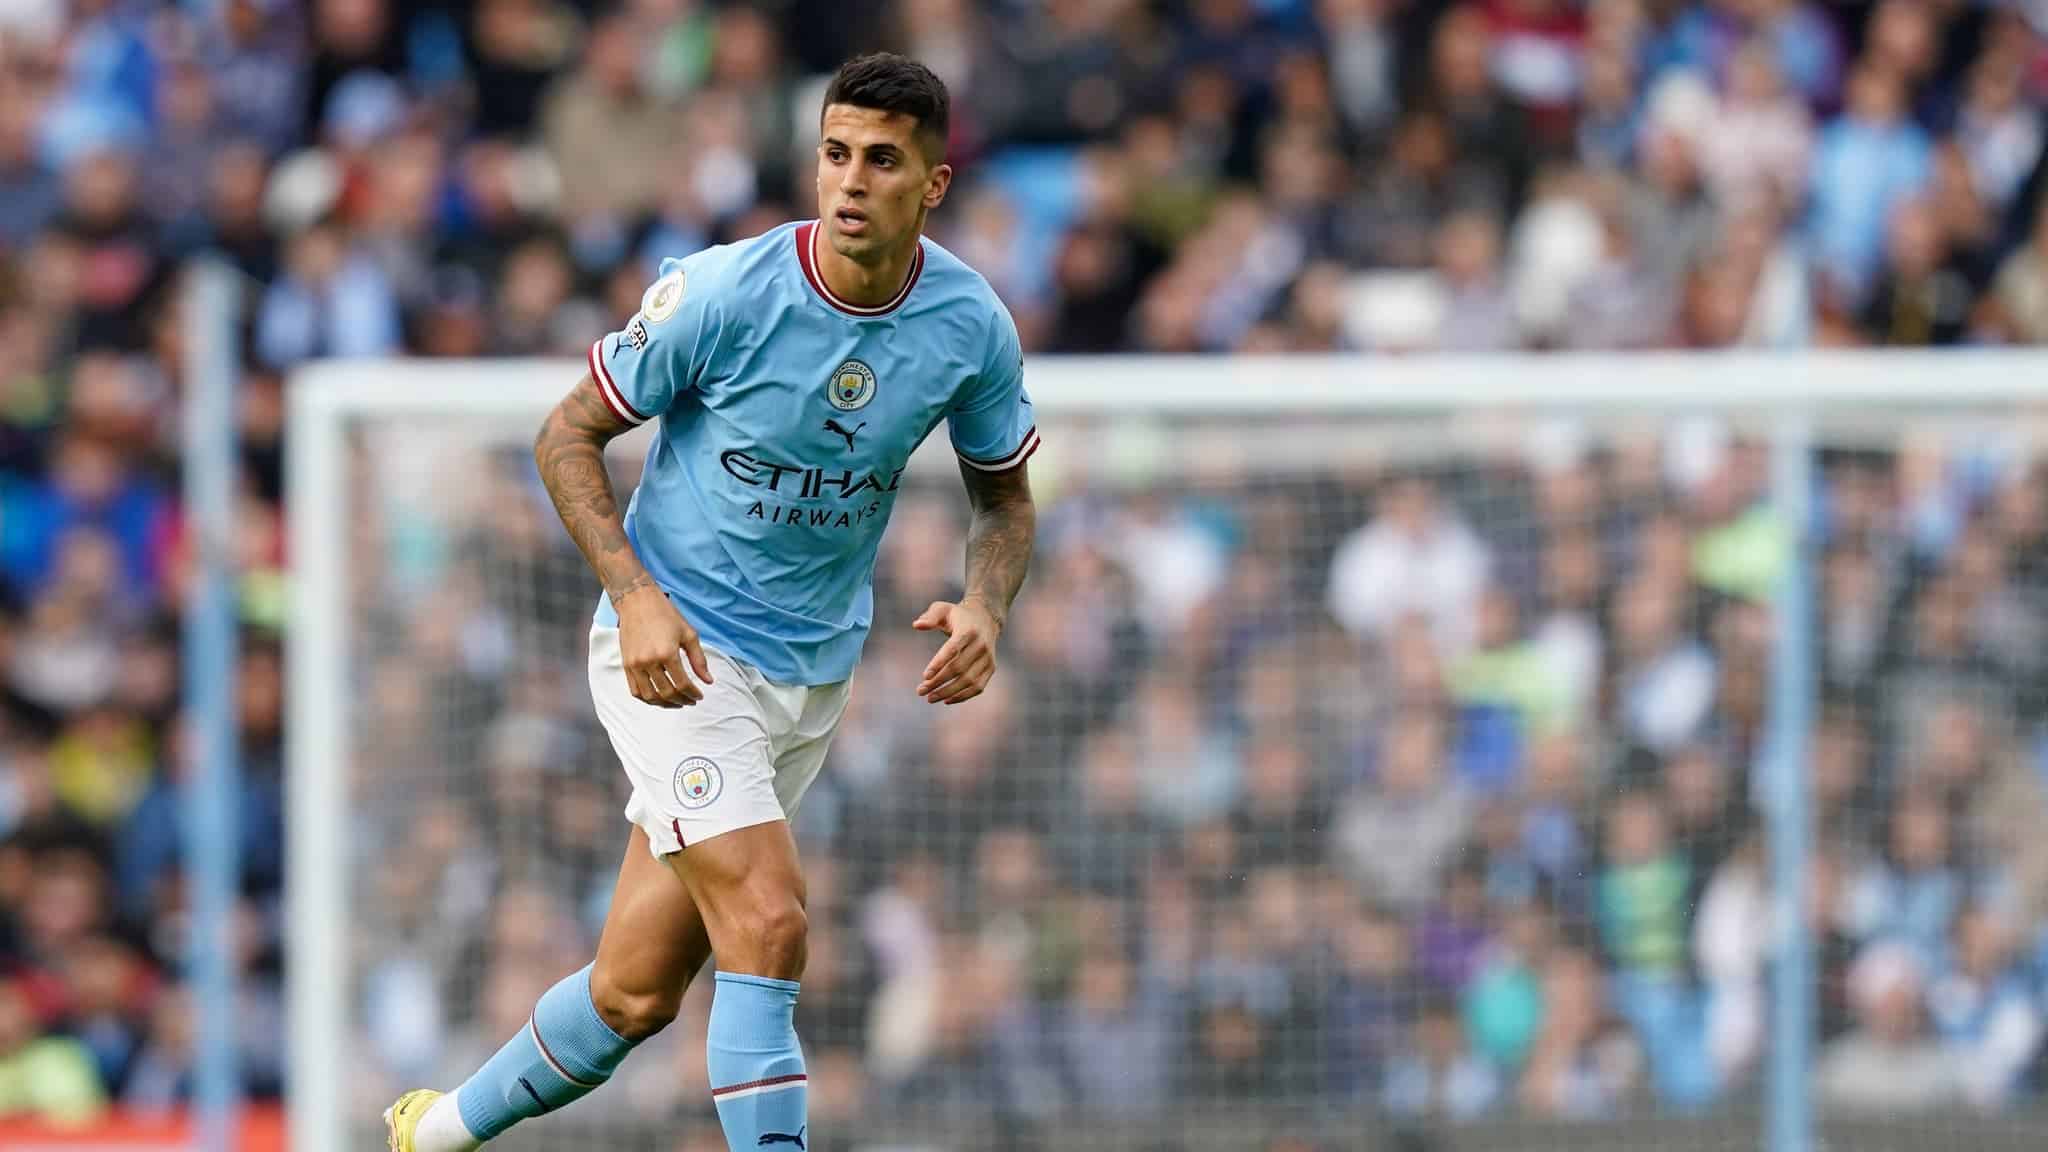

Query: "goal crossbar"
(287, 349), (2048, 1152)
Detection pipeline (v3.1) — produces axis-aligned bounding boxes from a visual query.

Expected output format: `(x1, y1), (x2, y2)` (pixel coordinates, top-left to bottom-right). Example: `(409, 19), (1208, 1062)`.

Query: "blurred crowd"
(1, 0), (2047, 1139)
(0, 0), (2046, 363)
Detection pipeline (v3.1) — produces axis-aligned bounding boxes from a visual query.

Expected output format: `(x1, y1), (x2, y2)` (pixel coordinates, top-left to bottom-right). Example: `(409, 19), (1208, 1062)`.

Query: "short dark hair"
(821, 53), (949, 159)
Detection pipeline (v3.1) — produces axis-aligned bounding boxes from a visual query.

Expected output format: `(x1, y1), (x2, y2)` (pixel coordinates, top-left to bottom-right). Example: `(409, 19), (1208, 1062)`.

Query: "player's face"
(816, 104), (950, 263)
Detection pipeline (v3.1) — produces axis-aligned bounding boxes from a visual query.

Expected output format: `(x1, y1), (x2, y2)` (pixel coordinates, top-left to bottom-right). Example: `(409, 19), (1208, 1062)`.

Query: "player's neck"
(812, 230), (920, 309)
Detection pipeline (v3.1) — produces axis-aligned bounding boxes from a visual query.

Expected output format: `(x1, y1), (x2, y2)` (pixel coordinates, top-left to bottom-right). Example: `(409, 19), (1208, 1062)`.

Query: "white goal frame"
(287, 349), (2048, 1152)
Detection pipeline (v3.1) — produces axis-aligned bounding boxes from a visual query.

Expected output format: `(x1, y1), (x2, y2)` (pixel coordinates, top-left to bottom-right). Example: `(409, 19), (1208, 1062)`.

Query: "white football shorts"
(587, 624), (850, 856)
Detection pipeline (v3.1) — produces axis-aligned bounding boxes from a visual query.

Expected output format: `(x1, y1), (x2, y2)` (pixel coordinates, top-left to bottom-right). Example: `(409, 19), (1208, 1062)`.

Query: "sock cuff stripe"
(713, 971), (802, 993)
(710, 1072), (807, 1100)
(529, 1016), (601, 1089)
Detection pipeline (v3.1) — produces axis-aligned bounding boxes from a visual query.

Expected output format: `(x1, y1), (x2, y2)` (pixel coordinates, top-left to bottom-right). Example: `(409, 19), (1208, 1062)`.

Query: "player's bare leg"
(390, 826), (712, 1152)
(591, 825), (715, 1038)
(671, 819), (807, 977)
(670, 820), (811, 1149)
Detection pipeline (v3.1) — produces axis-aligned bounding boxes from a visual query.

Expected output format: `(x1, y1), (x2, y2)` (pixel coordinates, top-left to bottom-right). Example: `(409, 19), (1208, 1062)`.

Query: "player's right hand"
(615, 582), (714, 708)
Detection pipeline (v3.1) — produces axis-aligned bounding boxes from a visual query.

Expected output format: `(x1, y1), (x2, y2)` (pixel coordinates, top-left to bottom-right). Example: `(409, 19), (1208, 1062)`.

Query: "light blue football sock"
(454, 964), (637, 1142)
(707, 971), (808, 1150)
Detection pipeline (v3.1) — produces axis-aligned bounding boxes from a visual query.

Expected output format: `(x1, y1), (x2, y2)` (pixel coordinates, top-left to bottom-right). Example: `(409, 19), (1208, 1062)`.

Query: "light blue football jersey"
(586, 220), (1038, 686)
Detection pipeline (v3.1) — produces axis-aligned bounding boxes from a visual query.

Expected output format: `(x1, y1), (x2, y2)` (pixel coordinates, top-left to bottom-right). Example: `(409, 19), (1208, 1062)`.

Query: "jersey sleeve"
(947, 304), (1039, 473)
(587, 257), (718, 426)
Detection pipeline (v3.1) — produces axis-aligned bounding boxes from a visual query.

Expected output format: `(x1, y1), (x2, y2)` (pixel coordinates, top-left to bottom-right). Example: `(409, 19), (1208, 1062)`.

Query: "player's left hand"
(913, 598), (1001, 705)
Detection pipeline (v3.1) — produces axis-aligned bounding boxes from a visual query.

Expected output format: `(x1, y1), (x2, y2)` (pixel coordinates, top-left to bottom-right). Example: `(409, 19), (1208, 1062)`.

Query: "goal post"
(289, 350), (2048, 1152)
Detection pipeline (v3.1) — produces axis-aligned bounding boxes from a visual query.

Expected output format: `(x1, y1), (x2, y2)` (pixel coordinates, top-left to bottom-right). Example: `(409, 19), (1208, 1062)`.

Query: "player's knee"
(733, 895), (808, 979)
(588, 967), (681, 1042)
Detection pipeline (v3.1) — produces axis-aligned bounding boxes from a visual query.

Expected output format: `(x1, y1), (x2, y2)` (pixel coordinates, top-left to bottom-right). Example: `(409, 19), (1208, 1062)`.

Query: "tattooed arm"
(535, 374), (711, 707)
(959, 461), (1037, 630)
(912, 460), (1037, 705)
(534, 373), (648, 603)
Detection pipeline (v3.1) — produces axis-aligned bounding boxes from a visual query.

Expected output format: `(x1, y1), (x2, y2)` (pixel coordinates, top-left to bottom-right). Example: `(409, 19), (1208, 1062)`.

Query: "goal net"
(289, 352), (2048, 1152)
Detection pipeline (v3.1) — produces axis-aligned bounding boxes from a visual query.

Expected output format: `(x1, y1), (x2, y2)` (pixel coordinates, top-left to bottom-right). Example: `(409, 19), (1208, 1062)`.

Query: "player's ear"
(923, 162), (952, 210)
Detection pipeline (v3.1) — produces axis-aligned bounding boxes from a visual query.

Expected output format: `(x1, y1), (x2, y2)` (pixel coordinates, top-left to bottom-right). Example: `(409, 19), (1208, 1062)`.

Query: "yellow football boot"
(383, 1088), (442, 1152)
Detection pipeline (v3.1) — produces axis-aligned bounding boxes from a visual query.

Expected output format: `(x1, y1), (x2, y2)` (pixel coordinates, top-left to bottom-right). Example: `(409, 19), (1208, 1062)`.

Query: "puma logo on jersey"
(759, 1129), (804, 1149)
(823, 418), (864, 452)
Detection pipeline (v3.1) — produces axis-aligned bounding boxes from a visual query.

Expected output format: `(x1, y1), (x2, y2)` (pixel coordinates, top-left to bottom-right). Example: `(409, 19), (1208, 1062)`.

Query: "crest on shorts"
(674, 756), (722, 810)
(643, 269), (685, 324)
(827, 360), (876, 411)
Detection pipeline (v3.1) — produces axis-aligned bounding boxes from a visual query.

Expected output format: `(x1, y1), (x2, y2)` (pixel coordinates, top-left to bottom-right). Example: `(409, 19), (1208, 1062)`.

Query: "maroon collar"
(795, 221), (924, 317)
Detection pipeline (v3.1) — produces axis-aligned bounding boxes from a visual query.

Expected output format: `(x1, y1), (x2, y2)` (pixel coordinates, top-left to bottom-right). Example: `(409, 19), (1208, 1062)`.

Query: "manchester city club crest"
(828, 359), (877, 411)
(673, 756), (722, 810)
